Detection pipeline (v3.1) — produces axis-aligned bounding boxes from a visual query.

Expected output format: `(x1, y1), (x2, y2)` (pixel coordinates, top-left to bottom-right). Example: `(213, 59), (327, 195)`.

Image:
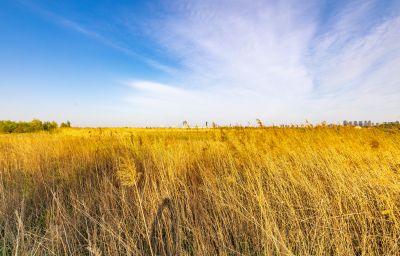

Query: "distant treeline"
(0, 119), (71, 134)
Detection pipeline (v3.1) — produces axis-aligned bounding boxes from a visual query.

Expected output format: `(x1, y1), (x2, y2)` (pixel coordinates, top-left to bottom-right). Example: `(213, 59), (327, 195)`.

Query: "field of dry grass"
(0, 127), (399, 255)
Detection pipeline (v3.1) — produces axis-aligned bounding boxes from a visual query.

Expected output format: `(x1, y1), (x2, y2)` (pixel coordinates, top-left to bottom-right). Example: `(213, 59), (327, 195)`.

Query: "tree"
(43, 121), (58, 131)
(0, 121), (17, 133)
(31, 119), (43, 131)
(60, 121), (71, 128)
(0, 119), (60, 133)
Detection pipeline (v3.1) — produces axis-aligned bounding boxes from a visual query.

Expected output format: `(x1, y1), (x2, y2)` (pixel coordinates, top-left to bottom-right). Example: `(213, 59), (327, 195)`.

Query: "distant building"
(367, 120), (372, 127)
(349, 121), (353, 126)
(354, 121), (358, 126)
(343, 120), (348, 126)
(359, 121), (363, 127)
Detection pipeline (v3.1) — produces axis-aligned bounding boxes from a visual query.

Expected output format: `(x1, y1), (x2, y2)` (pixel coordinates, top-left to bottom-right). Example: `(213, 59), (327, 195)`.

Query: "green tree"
(0, 119), (60, 133)
(31, 119), (43, 131)
(43, 121), (58, 131)
(60, 121), (71, 128)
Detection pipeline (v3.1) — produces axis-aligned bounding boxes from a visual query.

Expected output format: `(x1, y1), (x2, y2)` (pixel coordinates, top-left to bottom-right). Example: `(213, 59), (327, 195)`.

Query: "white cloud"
(308, 14), (400, 121)
(20, 0), (400, 125)
(124, 0), (400, 124)
(128, 81), (186, 95)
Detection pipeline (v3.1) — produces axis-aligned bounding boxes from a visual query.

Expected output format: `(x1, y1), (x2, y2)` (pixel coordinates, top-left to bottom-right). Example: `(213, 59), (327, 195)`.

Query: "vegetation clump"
(0, 119), (71, 133)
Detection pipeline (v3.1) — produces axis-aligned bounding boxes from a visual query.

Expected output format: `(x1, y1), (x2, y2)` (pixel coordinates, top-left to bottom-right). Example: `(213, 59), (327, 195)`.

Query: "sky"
(0, 0), (399, 127)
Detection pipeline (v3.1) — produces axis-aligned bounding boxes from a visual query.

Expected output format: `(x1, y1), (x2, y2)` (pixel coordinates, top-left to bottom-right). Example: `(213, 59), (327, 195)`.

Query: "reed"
(0, 127), (399, 255)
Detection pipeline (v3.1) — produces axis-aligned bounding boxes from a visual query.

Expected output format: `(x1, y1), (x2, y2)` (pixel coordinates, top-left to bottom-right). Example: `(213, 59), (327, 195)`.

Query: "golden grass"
(0, 127), (399, 255)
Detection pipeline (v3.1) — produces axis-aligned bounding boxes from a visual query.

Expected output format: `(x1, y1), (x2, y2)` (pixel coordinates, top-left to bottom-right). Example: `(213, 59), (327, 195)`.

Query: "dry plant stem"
(150, 198), (179, 256)
(134, 183), (154, 256)
(0, 127), (399, 255)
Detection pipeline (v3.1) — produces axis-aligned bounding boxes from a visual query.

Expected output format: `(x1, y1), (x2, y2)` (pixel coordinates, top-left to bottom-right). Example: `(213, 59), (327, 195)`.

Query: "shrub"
(0, 119), (62, 133)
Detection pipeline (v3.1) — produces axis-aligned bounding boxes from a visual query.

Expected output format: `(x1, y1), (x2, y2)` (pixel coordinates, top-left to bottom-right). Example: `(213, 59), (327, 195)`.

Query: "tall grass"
(0, 127), (399, 255)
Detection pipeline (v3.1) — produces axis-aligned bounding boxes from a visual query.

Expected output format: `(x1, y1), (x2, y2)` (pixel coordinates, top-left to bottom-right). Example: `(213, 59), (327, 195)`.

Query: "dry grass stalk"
(0, 127), (399, 255)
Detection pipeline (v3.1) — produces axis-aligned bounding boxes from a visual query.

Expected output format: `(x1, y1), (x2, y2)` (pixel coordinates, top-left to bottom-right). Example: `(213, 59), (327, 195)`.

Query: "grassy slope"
(0, 127), (399, 255)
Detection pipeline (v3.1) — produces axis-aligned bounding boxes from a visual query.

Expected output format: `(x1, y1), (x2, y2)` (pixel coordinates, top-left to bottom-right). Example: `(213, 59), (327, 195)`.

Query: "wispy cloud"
(18, 0), (400, 125)
(124, 0), (400, 124)
(19, 0), (176, 74)
(307, 1), (400, 121)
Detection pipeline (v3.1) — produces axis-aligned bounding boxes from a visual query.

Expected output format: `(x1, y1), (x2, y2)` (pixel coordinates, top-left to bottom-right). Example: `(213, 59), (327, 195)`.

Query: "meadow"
(0, 126), (399, 255)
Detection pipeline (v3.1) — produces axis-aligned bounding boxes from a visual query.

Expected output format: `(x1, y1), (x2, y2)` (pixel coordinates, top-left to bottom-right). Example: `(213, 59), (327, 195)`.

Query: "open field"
(0, 127), (399, 255)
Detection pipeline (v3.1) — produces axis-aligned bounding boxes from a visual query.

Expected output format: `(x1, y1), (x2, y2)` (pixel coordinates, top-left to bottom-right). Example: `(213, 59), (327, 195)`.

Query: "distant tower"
(206, 121), (208, 128)
(343, 120), (348, 126)
(354, 121), (358, 126)
(367, 120), (372, 127)
(359, 121), (363, 127)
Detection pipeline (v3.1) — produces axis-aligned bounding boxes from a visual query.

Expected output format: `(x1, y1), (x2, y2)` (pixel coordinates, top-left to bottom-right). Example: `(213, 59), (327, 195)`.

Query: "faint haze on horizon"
(0, 0), (399, 127)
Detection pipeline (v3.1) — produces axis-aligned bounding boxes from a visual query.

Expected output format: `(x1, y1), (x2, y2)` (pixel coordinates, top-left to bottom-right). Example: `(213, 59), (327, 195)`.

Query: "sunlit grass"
(0, 127), (399, 255)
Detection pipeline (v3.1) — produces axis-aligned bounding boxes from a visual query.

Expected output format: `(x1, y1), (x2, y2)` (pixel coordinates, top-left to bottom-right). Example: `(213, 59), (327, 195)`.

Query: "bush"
(0, 119), (64, 134)
(60, 121), (71, 128)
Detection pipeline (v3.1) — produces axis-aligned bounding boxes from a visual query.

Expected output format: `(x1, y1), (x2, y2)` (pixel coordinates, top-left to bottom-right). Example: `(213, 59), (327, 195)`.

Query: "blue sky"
(1, 0), (399, 127)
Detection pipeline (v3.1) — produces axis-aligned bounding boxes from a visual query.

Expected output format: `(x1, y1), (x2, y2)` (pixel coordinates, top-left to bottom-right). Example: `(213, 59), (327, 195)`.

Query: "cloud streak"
(18, 0), (400, 125)
(19, 0), (177, 74)
(124, 0), (400, 124)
